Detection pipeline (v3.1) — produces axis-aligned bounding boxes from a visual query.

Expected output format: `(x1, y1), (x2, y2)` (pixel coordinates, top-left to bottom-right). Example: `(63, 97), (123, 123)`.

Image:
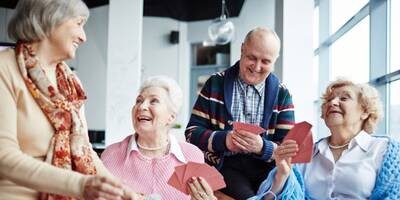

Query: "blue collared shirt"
(231, 78), (265, 125)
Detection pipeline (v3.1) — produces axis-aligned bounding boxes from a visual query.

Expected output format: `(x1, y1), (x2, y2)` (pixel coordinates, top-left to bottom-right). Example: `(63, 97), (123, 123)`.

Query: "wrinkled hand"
(225, 131), (241, 153)
(188, 177), (217, 200)
(122, 185), (144, 200)
(231, 130), (264, 154)
(270, 139), (299, 196)
(83, 176), (125, 200)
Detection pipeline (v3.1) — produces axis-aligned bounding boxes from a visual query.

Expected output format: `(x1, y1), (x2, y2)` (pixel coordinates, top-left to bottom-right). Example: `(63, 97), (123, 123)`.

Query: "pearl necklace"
(137, 141), (169, 151)
(328, 142), (350, 149)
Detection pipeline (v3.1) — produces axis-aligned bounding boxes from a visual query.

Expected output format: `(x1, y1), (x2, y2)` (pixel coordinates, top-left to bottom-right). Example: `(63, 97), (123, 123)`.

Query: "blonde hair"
(8, 0), (89, 42)
(321, 78), (383, 134)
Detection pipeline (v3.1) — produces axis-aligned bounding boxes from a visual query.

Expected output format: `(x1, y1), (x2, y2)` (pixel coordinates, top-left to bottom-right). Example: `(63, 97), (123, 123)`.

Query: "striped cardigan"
(185, 62), (295, 168)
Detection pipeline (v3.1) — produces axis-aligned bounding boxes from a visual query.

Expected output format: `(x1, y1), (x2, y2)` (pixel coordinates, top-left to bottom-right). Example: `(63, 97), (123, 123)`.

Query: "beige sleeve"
(79, 104), (118, 180)
(0, 64), (88, 198)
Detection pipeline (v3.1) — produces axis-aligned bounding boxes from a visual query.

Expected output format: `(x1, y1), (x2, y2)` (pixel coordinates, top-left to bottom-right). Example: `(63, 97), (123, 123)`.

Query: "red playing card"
(206, 174), (226, 191)
(232, 122), (266, 135)
(167, 172), (183, 192)
(175, 164), (186, 183)
(284, 121), (314, 163)
(168, 162), (226, 195)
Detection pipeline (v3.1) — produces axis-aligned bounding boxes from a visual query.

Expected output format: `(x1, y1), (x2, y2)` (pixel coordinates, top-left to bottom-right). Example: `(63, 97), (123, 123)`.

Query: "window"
(390, 80), (400, 139)
(391, 0), (400, 72)
(331, 0), (369, 33)
(331, 17), (369, 83)
(313, 6), (319, 50)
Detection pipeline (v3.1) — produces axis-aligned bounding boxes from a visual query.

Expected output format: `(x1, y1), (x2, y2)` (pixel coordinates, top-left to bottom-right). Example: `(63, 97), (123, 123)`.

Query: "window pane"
(390, 80), (400, 139)
(391, 0), (400, 72)
(331, 0), (368, 33)
(314, 6), (319, 50)
(313, 56), (319, 99)
(331, 17), (369, 83)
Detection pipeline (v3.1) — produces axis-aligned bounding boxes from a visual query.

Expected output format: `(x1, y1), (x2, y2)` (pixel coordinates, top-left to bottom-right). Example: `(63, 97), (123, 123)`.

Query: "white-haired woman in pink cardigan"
(102, 76), (218, 200)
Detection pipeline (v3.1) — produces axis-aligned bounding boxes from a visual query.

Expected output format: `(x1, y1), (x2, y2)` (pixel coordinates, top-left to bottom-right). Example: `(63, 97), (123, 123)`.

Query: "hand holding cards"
(167, 162), (226, 195)
(232, 122), (266, 135)
(283, 121), (314, 163)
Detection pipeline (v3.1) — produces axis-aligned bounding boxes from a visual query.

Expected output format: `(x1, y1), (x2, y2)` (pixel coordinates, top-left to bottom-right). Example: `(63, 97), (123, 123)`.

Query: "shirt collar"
(237, 77), (265, 95)
(316, 130), (372, 154)
(349, 130), (372, 152)
(127, 133), (187, 163)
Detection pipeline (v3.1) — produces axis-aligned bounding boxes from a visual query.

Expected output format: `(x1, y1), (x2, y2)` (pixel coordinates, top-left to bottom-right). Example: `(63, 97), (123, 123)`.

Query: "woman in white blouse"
(251, 78), (400, 200)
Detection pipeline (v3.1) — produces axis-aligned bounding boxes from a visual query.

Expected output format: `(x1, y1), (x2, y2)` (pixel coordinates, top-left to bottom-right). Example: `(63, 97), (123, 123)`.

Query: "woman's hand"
(83, 176), (125, 200)
(122, 185), (145, 200)
(270, 140), (298, 195)
(188, 177), (217, 200)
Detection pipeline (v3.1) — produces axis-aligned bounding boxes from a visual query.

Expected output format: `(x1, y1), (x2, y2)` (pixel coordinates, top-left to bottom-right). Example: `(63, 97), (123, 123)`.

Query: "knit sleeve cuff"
(253, 138), (274, 160)
(211, 131), (228, 153)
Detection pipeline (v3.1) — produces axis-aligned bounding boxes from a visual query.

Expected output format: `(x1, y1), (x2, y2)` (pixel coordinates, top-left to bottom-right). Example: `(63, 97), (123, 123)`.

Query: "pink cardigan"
(101, 134), (205, 200)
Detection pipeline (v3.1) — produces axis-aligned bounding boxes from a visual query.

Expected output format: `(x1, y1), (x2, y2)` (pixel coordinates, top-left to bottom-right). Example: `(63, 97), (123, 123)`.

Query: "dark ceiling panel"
(0, 0), (244, 22)
(0, 0), (17, 9)
(143, 0), (245, 21)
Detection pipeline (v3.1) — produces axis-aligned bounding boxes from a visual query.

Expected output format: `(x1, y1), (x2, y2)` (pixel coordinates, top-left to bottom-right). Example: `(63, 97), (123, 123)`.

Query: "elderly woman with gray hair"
(102, 76), (217, 200)
(0, 0), (141, 199)
(250, 78), (400, 200)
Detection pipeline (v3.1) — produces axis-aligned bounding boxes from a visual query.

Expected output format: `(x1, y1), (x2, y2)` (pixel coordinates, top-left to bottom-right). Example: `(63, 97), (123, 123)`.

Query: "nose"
(254, 60), (263, 72)
(329, 96), (339, 106)
(138, 100), (149, 110)
(79, 28), (87, 43)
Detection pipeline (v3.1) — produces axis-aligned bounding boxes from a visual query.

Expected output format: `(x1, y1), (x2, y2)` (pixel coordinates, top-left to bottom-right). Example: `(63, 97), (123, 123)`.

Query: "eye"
(246, 55), (256, 61)
(262, 59), (271, 65)
(150, 98), (159, 104)
(135, 98), (143, 104)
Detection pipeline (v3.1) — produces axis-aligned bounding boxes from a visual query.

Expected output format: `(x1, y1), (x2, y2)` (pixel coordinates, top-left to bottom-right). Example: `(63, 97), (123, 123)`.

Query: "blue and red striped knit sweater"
(185, 62), (295, 168)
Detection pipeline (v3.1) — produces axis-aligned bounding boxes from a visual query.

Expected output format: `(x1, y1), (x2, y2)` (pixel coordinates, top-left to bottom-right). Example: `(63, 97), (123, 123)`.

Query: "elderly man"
(185, 27), (295, 200)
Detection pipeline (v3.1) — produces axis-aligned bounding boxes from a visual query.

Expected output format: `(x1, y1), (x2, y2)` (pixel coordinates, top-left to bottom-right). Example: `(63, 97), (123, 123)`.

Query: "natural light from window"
(331, 0), (368, 33)
(391, 0), (400, 72)
(314, 6), (319, 50)
(390, 80), (400, 139)
(331, 17), (370, 83)
(313, 56), (319, 99)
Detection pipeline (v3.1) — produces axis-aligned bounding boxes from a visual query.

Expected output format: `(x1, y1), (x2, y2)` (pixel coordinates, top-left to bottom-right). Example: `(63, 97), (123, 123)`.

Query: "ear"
(241, 43), (244, 54)
(361, 112), (369, 120)
(167, 112), (176, 126)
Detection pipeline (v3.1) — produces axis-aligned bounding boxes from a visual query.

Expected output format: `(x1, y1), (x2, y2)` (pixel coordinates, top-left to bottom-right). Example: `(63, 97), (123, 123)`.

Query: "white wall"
(141, 17), (190, 140)
(279, 0), (316, 131)
(76, 6), (109, 130)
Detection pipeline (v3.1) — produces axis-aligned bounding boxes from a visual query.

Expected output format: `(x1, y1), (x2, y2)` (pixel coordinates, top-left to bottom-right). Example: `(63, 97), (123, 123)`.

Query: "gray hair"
(139, 76), (183, 115)
(8, 0), (89, 42)
(321, 78), (383, 134)
(244, 27), (281, 54)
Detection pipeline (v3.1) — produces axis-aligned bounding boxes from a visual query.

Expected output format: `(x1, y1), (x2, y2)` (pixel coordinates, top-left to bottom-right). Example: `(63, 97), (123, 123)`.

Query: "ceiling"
(0, 0), (245, 22)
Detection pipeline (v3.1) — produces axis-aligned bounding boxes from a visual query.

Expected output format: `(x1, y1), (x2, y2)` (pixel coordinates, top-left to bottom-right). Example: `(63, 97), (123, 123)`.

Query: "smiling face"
(47, 15), (87, 60)
(322, 85), (369, 131)
(239, 31), (280, 85)
(132, 86), (176, 134)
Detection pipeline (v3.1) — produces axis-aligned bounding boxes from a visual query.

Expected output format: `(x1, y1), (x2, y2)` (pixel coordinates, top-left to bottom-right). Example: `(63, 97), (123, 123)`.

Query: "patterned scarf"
(15, 42), (97, 200)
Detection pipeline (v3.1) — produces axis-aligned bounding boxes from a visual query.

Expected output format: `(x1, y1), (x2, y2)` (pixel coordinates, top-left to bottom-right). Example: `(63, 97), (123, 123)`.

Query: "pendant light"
(208, 0), (235, 45)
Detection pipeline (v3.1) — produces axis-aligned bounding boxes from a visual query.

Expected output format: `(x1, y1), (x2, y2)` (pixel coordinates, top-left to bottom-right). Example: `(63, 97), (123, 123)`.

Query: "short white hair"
(8, 0), (89, 42)
(139, 76), (183, 115)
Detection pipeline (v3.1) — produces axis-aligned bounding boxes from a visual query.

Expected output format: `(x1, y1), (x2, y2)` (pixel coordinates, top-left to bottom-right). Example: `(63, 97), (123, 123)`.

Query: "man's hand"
(231, 130), (264, 154)
(225, 131), (241, 153)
